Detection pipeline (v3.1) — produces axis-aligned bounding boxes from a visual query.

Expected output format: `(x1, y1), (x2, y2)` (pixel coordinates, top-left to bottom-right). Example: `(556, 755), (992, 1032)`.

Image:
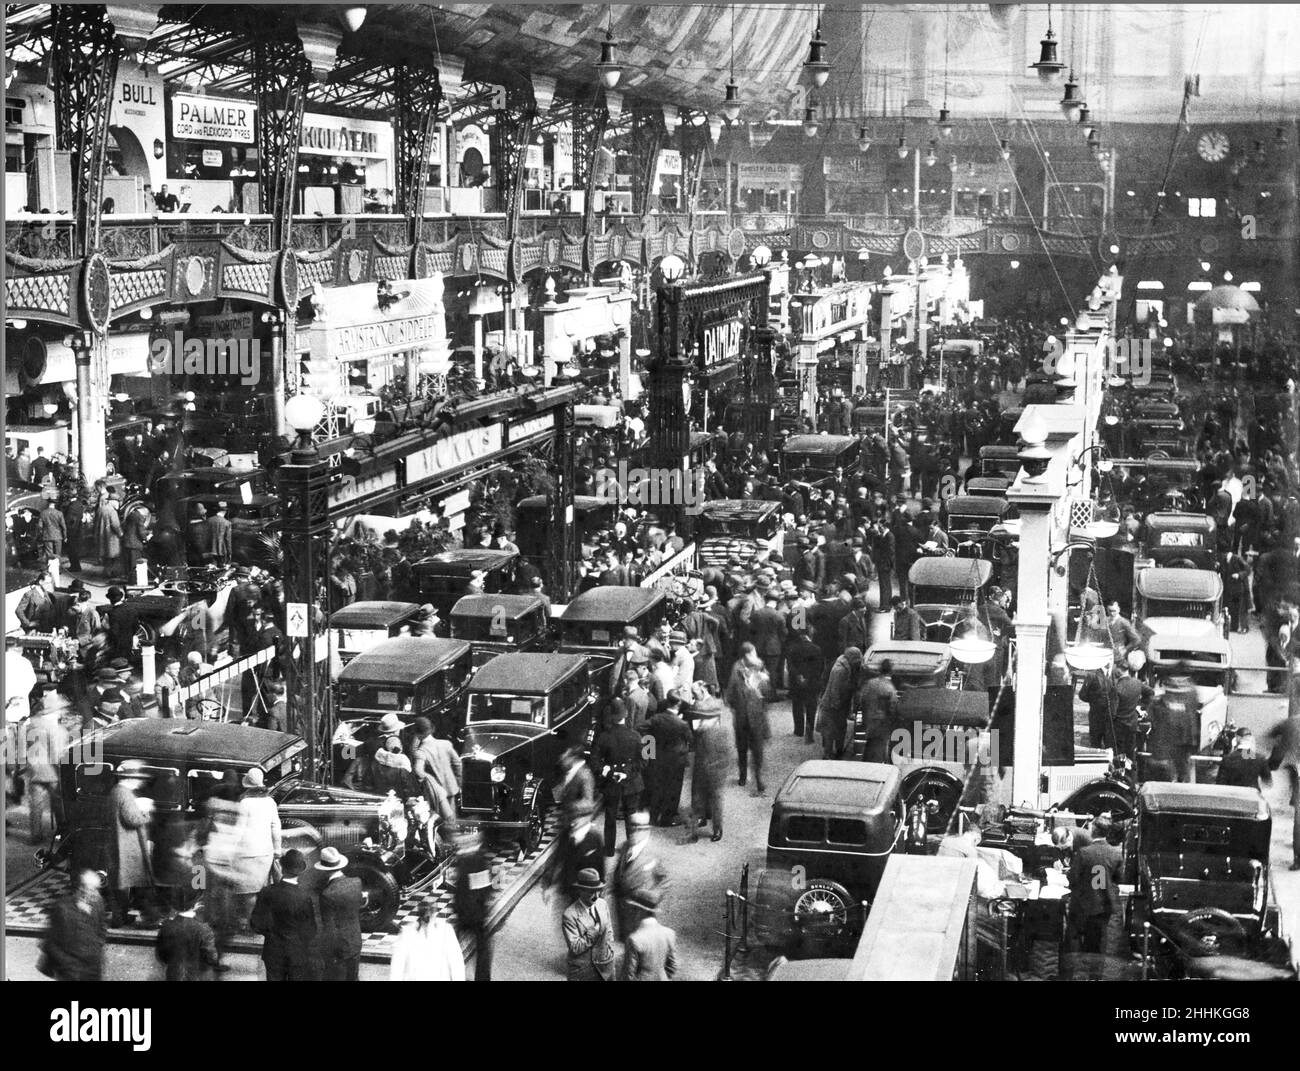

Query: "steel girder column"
(252, 34), (310, 445)
(277, 455), (334, 784)
(678, 112), (712, 242)
(49, 5), (120, 257)
(546, 403), (577, 602)
(489, 83), (537, 239)
(575, 98), (610, 280)
(648, 284), (691, 534)
(392, 65), (443, 248)
(629, 106), (665, 220)
(252, 37), (311, 249)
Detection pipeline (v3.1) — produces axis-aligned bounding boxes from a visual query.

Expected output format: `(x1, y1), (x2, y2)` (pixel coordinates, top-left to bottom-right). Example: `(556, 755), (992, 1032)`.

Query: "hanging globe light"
(803, 17), (831, 87)
(1059, 71), (1083, 121)
(950, 610), (997, 665)
(858, 124), (872, 152)
(721, 79), (742, 123)
(1029, 5), (1065, 82)
(803, 104), (820, 138)
(896, 135), (909, 159)
(937, 106), (953, 138)
(594, 28), (623, 89)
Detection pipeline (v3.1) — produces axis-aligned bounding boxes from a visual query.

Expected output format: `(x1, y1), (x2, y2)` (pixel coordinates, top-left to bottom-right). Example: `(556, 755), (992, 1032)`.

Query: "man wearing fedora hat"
(315, 847), (364, 981)
(250, 849), (319, 981)
(561, 868), (615, 981)
(621, 890), (678, 981)
(687, 695), (732, 843)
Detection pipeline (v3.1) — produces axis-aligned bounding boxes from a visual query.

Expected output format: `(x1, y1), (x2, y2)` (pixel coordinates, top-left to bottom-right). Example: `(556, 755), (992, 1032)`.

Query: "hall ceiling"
(6, 4), (1300, 124)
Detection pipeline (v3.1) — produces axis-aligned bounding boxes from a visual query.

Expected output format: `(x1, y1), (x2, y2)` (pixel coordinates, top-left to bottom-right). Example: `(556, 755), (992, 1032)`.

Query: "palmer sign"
(171, 94), (255, 143)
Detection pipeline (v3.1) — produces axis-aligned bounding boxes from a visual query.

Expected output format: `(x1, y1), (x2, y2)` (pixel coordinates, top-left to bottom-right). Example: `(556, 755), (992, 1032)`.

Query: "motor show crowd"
(11, 315), (1300, 982)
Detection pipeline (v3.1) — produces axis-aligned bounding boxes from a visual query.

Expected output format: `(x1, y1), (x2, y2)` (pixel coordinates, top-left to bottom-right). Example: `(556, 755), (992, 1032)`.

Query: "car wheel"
(133, 620), (156, 650)
(348, 854), (402, 933)
(1177, 906), (1248, 957)
(752, 868), (798, 948)
(1164, 557), (1198, 570)
(1061, 783), (1135, 823)
(519, 784), (546, 860)
(901, 767), (964, 836)
(793, 879), (853, 936)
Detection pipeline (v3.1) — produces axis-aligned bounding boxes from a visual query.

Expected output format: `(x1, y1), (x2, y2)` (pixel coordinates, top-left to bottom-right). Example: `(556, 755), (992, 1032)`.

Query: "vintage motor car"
(1139, 512), (1218, 571)
(749, 761), (905, 955)
(515, 494), (618, 560)
(1133, 567), (1231, 671)
(456, 653), (605, 856)
(1124, 782), (1295, 980)
(329, 600), (424, 668)
(964, 475), (1011, 498)
(412, 548), (518, 618)
(558, 586), (668, 663)
(694, 499), (785, 569)
(943, 495), (1013, 561)
(973, 445), (1024, 483)
(908, 557), (994, 643)
(863, 640), (953, 689)
(332, 636), (473, 777)
(37, 719), (445, 932)
(449, 592), (553, 668)
(780, 434), (862, 493)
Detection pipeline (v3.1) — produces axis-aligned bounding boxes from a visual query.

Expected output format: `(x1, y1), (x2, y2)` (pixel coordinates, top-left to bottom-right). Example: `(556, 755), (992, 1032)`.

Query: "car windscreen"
(338, 683), (412, 713)
(1142, 598), (1215, 618)
(467, 692), (547, 726)
(1153, 531), (1207, 547)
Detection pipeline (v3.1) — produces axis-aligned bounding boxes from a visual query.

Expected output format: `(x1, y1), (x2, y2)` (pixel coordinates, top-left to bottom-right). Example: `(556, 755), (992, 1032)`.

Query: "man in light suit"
(412, 715), (462, 820)
(314, 847), (364, 981)
(621, 892), (678, 981)
(202, 502), (232, 565)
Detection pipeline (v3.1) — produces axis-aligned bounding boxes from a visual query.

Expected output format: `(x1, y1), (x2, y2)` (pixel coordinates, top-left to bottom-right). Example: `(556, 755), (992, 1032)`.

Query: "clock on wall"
(1197, 130), (1230, 162)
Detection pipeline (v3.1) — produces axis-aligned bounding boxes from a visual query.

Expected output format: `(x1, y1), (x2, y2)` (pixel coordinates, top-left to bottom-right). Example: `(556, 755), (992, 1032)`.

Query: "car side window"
(75, 763), (113, 798)
(827, 819), (868, 846)
(785, 815), (824, 843)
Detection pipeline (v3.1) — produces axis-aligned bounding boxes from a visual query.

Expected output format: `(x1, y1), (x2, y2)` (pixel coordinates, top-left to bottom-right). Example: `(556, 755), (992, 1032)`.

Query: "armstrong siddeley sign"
(406, 424), (503, 484)
(309, 276), (449, 365)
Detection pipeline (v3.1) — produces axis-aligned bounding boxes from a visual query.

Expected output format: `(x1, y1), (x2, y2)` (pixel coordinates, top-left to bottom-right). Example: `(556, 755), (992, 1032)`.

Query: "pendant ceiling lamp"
(1059, 71), (1084, 121)
(803, 102), (820, 138)
(803, 6), (831, 87)
(858, 125), (872, 152)
(721, 5), (741, 123)
(1030, 4), (1065, 81)
(938, 9), (954, 137)
(594, 8), (622, 89)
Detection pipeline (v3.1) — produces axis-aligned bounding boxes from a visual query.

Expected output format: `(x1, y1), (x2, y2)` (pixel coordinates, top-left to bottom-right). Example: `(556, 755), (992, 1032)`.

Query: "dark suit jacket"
(250, 878), (319, 971)
(1069, 840), (1123, 919)
(595, 723), (645, 795)
(316, 874), (364, 961)
(748, 605), (787, 656)
(155, 913), (219, 981)
(204, 515), (233, 557)
(551, 824), (606, 895)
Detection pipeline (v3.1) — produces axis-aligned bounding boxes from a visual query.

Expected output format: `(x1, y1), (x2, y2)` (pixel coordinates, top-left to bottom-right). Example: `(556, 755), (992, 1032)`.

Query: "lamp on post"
(278, 392), (332, 783)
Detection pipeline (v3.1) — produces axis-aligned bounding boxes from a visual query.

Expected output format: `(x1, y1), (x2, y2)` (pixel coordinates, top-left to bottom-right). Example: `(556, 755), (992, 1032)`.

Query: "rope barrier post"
(141, 643), (156, 698)
(722, 890), (735, 980)
(738, 861), (751, 953)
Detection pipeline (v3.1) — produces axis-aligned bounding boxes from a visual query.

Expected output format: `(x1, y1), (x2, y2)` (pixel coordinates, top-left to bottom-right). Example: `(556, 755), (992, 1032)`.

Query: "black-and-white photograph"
(3, 0), (1298, 1019)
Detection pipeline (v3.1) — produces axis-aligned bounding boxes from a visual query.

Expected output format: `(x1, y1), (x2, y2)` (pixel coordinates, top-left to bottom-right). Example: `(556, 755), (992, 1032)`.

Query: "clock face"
(1197, 130), (1230, 162)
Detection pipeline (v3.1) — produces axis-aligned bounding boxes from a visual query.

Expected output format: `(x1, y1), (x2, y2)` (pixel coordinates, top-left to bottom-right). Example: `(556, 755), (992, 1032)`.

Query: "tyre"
(1176, 906), (1248, 956)
(901, 767), (964, 836)
(348, 853), (402, 933)
(751, 867), (798, 948)
(1062, 782), (1135, 823)
(519, 783), (547, 859)
(793, 879), (853, 937)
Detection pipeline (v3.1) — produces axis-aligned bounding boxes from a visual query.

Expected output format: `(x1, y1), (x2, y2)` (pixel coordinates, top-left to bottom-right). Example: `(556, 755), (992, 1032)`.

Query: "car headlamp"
(490, 764), (507, 783)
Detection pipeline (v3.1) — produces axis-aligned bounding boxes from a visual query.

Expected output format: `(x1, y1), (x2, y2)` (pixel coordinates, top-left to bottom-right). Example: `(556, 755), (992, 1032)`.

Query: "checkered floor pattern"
(6, 812), (560, 962)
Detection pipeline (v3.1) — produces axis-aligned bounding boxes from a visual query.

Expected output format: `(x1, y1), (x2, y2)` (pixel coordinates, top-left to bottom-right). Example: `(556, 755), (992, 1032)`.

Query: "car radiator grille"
(461, 759), (495, 811)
